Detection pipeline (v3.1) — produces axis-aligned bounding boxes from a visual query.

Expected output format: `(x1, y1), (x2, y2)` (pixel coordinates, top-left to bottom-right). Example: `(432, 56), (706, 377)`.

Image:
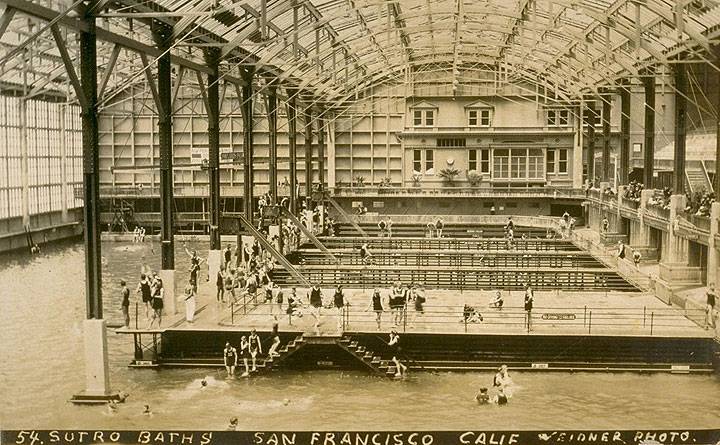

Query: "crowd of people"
(622, 181), (644, 203)
(646, 187), (673, 210)
(684, 190), (715, 217)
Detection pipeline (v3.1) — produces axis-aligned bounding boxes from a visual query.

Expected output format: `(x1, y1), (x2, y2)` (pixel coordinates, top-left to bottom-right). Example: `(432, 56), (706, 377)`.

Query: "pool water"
(1, 240), (719, 430)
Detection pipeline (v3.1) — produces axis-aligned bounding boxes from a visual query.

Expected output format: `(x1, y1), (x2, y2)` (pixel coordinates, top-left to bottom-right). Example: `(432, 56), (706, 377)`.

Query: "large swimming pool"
(1, 240), (719, 430)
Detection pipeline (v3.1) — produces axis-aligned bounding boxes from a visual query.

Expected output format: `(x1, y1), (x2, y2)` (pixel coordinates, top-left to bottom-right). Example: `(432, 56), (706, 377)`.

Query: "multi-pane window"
(425, 149), (434, 174)
(480, 149), (490, 174)
(412, 149), (435, 175)
(413, 109), (435, 127)
(493, 149), (510, 179)
(546, 109), (570, 127)
(528, 149), (544, 179)
(558, 149), (568, 173)
(546, 149), (569, 174)
(510, 149), (527, 179)
(437, 138), (466, 147)
(468, 109), (492, 127)
(468, 149), (477, 171)
(583, 106), (602, 127)
(413, 149), (422, 173)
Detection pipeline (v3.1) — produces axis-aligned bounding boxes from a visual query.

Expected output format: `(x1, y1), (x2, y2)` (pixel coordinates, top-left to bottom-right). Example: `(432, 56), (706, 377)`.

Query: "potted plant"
(467, 169), (483, 187)
(411, 174), (422, 187)
(439, 167), (460, 186)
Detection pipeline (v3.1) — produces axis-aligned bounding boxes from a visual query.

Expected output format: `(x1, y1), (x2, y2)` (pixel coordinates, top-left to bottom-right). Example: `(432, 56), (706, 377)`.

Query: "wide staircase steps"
(336, 336), (396, 378)
(685, 162), (712, 194)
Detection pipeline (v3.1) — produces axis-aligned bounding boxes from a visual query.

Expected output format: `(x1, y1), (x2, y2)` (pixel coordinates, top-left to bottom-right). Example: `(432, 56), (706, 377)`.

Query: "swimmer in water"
(474, 387), (490, 405)
(227, 417), (238, 431)
(493, 364), (512, 388)
(201, 378), (208, 387)
(142, 404), (152, 415)
(493, 387), (509, 405)
(107, 400), (118, 414)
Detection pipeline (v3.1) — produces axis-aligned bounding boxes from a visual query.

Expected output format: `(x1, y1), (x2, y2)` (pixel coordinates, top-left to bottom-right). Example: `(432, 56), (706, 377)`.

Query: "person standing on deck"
(223, 244), (233, 269)
(308, 284), (324, 329)
(706, 286), (716, 329)
(248, 329), (262, 372)
(367, 288), (384, 330)
(223, 342), (237, 378)
(184, 244), (205, 293)
(426, 221), (436, 238)
(359, 242), (372, 265)
(239, 336), (250, 377)
(524, 285), (534, 331)
(216, 266), (225, 303)
(387, 217), (394, 238)
(136, 273), (152, 319)
(148, 275), (164, 329)
(184, 282), (196, 323)
(436, 218), (444, 238)
(333, 285), (347, 330)
(601, 217), (609, 234)
(616, 241), (626, 261)
(120, 280), (130, 327)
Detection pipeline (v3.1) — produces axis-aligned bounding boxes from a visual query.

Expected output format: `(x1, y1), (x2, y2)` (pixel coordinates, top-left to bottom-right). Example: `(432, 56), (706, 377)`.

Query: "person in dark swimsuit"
(216, 268), (225, 303)
(388, 330), (407, 377)
(223, 342), (237, 378)
(494, 387), (508, 405)
(436, 218), (444, 238)
(308, 284), (324, 328)
(248, 329), (262, 372)
(120, 280), (130, 327)
(524, 285), (534, 331)
(148, 276), (163, 328)
(136, 273), (152, 319)
(224, 245), (233, 268)
(239, 336), (250, 377)
(367, 288), (384, 330)
(333, 285), (346, 330)
(184, 245), (205, 293)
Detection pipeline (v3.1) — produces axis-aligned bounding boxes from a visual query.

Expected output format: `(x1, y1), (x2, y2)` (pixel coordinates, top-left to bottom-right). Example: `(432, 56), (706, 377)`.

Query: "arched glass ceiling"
(1, 0), (719, 105)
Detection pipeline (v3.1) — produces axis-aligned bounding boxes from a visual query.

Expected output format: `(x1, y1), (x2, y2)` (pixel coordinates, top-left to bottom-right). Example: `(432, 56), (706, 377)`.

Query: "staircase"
(685, 161), (712, 194)
(337, 336), (398, 377)
(158, 335), (306, 375)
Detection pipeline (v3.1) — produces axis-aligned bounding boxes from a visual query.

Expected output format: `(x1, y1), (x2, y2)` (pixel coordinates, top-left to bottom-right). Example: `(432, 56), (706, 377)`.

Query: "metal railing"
(330, 186), (586, 199)
(224, 300), (703, 336)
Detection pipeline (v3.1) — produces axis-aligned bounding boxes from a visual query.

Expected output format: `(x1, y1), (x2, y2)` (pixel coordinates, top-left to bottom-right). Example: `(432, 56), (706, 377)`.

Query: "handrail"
(279, 207), (339, 264)
(330, 186), (586, 198)
(325, 195), (368, 238)
(234, 213), (312, 288)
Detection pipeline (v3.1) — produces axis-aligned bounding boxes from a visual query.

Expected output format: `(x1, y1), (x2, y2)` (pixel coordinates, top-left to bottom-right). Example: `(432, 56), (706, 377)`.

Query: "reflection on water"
(1, 240), (720, 429)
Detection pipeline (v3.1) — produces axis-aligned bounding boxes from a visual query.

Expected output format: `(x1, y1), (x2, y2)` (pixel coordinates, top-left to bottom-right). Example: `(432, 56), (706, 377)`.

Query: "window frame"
(412, 109), (436, 128)
(546, 109), (571, 127)
(467, 108), (492, 128)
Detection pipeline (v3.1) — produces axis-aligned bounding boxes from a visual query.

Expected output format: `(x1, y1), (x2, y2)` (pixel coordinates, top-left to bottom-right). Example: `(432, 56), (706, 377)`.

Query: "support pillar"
(658, 195), (701, 295)
(586, 100), (596, 186)
(241, 67), (255, 221)
(707, 202), (720, 287)
(715, 46), (720, 195)
(71, 8), (118, 403)
(205, 49), (221, 250)
(573, 103), (583, 188)
(629, 189), (657, 260)
(327, 114), (336, 189)
(317, 112), (325, 191)
(304, 104), (313, 198)
(674, 64), (687, 194)
(619, 79), (630, 186)
(267, 80), (278, 203)
(286, 87), (298, 214)
(642, 75), (655, 188)
(20, 94), (29, 228)
(154, 23), (176, 315)
(601, 90), (611, 183)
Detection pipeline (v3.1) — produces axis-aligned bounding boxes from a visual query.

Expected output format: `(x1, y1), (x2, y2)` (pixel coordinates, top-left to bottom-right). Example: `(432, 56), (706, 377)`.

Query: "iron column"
(642, 74), (655, 188)
(317, 111), (325, 190)
(81, 7), (101, 319)
(586, 100), (596, 186)
(205, 48), (221, 249)
(267, 80), (278, 202)
(674, 64), (687, 194)
(619, 79), (631, 186)
(601, 90), (611, 183)
(287, 87), (298, 214)
(241, 66), (255, 220)
(154, 23), (174, 270)
(304, 103), (313, 198)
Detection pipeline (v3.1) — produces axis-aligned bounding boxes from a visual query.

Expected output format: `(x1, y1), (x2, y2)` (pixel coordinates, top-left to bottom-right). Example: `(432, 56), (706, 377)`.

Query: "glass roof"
(0, 0), (719, 105)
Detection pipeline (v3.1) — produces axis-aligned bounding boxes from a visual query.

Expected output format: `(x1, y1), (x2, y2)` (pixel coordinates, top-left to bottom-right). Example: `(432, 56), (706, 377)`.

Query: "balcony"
(645, 205), (670, 221)
(620, 196), (640, 210)
(330, 186), (586, 200)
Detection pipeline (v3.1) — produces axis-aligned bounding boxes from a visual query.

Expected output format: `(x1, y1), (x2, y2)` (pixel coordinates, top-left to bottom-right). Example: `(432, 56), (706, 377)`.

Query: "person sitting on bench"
(461, 304), (483, 323)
